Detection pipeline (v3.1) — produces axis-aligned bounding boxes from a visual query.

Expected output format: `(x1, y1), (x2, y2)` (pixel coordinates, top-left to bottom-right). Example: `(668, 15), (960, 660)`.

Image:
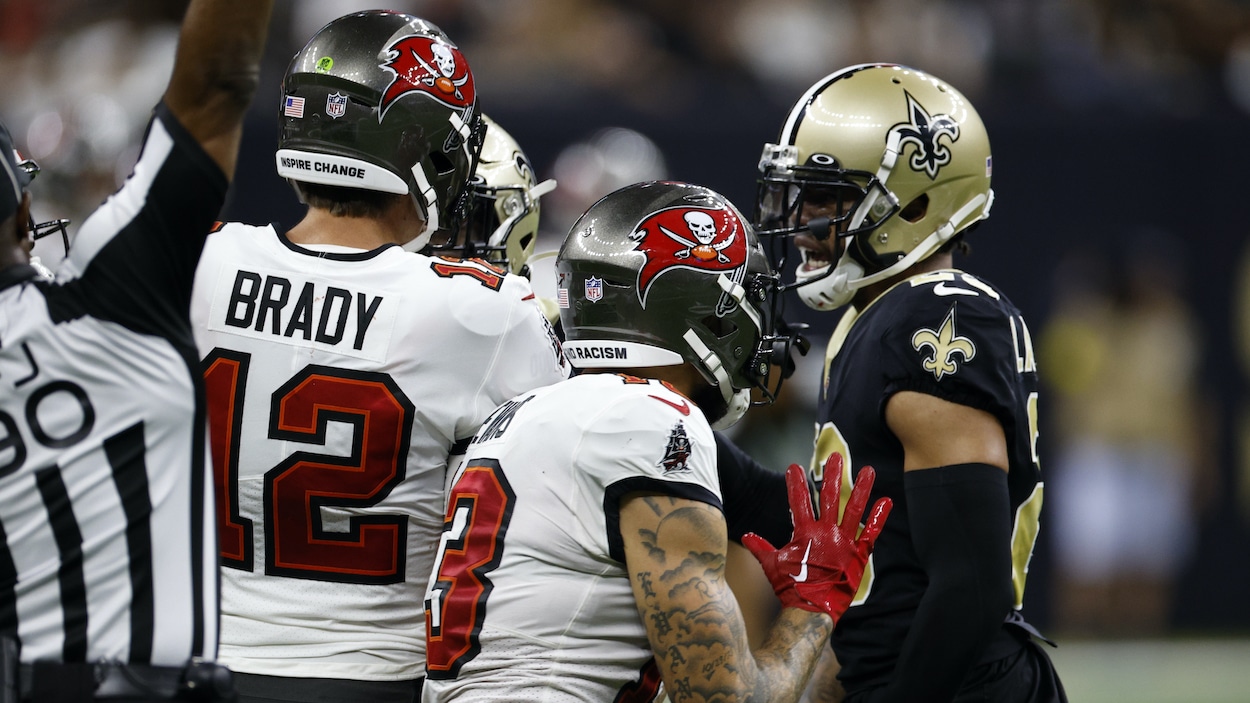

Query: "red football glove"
(742, 455), (892, 625)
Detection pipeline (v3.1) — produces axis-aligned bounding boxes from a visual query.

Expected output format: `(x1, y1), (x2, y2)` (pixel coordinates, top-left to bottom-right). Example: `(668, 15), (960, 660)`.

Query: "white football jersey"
(422, 373), (722, 702)
(191, 225), (569, 681)
(0, 104), (223, 666)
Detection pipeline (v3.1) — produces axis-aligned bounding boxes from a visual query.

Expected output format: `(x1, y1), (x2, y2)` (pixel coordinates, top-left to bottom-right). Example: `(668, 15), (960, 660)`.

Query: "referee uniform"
(0, 105), (230, 701)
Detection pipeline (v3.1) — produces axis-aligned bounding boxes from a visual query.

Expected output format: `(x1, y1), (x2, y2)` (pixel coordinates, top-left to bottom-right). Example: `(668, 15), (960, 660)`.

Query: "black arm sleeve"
(869, 463), (1014, 703)
(714, 432), (792, 546)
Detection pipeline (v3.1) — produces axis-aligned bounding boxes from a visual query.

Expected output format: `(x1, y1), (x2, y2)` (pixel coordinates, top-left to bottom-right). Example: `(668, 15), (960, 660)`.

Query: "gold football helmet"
(755, 63), (993, 310)
(442, 115), (555, 277)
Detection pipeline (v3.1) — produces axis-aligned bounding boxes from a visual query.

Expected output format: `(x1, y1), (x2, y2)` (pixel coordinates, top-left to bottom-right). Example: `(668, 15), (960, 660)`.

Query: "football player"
(0, 1), (273, 701)
(421, 180), (891, 702)
(190, 12), (568, 703)
(444, 114), (556, 281)
(754, 64), (1066, 702)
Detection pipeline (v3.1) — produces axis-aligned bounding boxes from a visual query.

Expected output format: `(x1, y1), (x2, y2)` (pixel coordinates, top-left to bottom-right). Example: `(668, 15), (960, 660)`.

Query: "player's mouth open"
(795, 236), (833, 273)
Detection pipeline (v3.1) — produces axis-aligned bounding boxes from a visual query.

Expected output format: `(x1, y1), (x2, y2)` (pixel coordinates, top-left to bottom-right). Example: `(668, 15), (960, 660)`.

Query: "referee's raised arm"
(163, 0), (276, 179)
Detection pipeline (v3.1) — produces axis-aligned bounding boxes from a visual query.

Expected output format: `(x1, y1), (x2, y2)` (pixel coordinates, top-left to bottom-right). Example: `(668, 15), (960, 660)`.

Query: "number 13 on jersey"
(424, 459), (515, 680)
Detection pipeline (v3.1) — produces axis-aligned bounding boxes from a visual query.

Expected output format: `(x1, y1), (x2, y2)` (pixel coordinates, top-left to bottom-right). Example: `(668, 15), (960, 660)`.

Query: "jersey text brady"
(221, 270), (383, 351)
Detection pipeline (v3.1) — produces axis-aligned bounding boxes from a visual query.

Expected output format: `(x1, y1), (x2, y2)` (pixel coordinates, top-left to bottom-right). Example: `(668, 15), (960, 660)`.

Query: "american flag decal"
(284, 96), (305, 118)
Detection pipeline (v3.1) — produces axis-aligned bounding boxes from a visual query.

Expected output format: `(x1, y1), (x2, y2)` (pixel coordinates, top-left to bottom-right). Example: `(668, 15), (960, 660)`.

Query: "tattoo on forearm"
(639, 573), (656, 599)
(632, 500), (832, 701)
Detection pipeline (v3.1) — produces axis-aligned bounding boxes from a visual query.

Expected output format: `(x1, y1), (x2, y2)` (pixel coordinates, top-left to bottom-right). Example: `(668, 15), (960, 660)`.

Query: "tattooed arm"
(620, 494), (832, 703)
(801, 645), (847, 703)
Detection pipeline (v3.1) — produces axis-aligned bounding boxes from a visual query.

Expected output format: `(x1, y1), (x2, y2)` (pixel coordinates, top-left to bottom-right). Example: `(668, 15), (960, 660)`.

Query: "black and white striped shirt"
(0, 102), (224, 666)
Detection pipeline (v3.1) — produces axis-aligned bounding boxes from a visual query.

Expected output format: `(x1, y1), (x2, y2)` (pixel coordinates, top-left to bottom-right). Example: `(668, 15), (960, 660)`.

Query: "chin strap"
(848, 131), (903, 232)
(682, 327), (750, 430)
(403, 163), (440, 252)
(28, 256), (54, 281)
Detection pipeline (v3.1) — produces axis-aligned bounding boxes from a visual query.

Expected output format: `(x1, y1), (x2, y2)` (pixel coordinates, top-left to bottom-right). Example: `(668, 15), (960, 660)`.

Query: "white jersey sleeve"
(191, 231), (568, 681)
(423, 373), (720, 702)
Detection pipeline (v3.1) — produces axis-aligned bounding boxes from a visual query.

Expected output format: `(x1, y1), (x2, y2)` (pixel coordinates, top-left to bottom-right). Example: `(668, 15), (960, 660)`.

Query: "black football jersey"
(812, 269), (1044, 694)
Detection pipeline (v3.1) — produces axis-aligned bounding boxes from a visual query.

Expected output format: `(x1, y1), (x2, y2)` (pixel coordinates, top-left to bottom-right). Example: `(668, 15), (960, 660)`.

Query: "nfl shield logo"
(585, 276), (604, 302)
(326, 93), (348, 119)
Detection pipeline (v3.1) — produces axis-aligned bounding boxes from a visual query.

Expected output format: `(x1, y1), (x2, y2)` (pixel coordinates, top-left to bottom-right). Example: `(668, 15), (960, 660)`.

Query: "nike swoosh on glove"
(741, 455), (892, 625)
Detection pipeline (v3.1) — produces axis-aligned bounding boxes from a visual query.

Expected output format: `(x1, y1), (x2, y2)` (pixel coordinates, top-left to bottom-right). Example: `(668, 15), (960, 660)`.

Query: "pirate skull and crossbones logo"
(661, 211), (736, 263)
(411, 42), (470, 101)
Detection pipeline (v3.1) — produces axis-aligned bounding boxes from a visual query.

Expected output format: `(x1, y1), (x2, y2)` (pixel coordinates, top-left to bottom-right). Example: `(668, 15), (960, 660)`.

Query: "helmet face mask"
(754, 63), (993, 310)
(756, 144), (889, 243)
(14, 153), (71, 265)
(275, 11), (484, 251)
(433, 115), (552, 277)
(556, 181), (797, 429)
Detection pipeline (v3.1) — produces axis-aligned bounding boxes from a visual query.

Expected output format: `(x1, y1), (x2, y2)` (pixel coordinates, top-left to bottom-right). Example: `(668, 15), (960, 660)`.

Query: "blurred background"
(4, 0), (1250, 698)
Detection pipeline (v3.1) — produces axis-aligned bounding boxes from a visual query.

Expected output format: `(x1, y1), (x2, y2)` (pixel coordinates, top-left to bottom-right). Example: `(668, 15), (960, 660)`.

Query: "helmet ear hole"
(428, 150), (455, 175)
(900, 193), (929, 223)
(701, 314), (739, 340)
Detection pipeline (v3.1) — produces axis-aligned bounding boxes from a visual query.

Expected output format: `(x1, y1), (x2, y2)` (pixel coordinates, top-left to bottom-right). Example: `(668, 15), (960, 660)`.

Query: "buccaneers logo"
(628, 205), (748, 308)
(379, 36), (475, 119)
(659, 421), (692, 473)
(889, 91), (959, 180)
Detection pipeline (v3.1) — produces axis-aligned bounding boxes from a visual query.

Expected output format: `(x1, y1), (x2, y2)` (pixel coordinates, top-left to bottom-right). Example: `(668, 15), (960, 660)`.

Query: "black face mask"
(30, 214), (71, 258)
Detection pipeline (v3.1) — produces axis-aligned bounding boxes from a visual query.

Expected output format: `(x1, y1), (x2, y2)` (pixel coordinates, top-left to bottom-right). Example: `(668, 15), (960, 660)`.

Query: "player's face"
(794, 185), (857, 271)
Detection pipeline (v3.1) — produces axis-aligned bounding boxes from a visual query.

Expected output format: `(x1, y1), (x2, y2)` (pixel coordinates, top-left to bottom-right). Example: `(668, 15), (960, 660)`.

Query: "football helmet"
(1, 119), (70, 267)
(557, 181), (795, 430)
(755, 63), (993, 310)
(276, 10), (484, 251)
(438, 114), (555, 276)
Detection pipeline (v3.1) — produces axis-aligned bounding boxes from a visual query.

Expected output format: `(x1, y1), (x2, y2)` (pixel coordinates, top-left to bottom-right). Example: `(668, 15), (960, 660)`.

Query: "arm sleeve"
(868, 463), (1014, 703)
(714, 432), (792, 546)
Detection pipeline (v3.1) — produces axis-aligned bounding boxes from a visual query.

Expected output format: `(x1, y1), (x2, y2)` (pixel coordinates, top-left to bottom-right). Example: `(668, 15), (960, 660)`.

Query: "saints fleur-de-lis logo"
(911, 307), (976, 380)
(889, 91), (960, 180)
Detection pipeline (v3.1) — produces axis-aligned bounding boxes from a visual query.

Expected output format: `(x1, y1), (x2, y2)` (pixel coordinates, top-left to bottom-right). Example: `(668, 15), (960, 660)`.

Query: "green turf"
(1048, 638), (1250, 703)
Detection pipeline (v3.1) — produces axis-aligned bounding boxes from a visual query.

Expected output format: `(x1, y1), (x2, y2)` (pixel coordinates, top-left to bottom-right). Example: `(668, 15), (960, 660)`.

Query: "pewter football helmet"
(276, 11), (484, 251)
(557, 181), (796, 429)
